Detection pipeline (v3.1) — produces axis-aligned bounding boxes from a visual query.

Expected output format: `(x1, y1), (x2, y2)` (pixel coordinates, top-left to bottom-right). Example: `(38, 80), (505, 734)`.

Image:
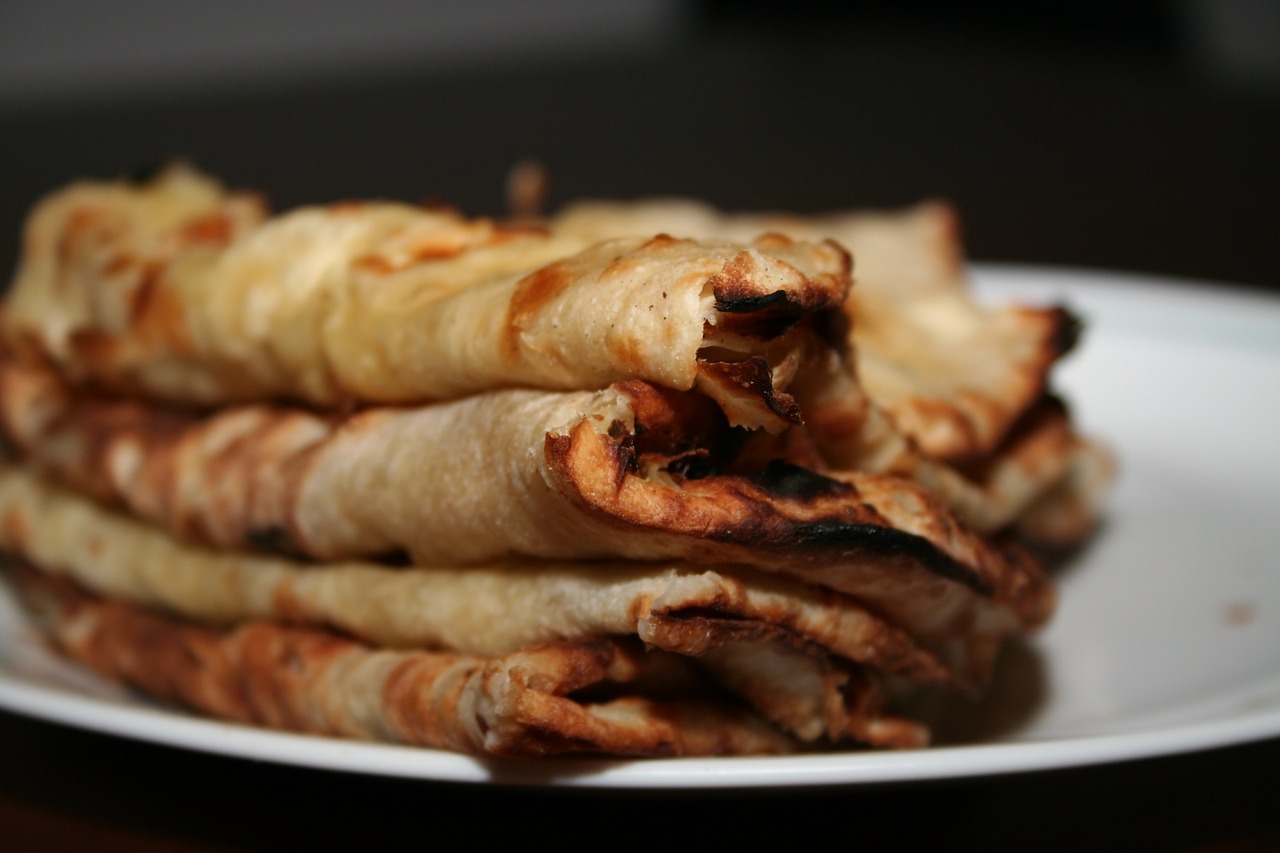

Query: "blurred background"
(1, 0), (1277, 288)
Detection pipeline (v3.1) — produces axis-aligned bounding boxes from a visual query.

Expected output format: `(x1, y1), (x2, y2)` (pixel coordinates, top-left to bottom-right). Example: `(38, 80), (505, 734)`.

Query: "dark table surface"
(2, 23), (1278, 851)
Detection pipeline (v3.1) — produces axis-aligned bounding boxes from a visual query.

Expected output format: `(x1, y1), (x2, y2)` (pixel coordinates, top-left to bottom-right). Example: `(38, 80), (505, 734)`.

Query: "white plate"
(2, 264), (1279, 788)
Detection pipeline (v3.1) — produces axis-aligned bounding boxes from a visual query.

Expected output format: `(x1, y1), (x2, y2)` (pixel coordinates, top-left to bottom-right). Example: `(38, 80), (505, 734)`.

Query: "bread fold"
(0, 463), (951, 687)
(2, 166), (847, 427)
(11, 567), (806, 757)
(0, 359), (1053, 660)
(552, 197), (1078, 462)
(0, 466), (937, 749)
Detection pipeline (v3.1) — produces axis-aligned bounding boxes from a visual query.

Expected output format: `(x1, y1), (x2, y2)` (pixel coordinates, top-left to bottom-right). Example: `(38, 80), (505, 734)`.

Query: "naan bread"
(0, 360), (1054, 653)
(0, 463), (952, 688)
(548, 197), (1106, 544)
(0, 169), (1110, 759)
(10, 567), (802, 757)
(552, 198), (1078, 461)
(3, 166), (848, 422)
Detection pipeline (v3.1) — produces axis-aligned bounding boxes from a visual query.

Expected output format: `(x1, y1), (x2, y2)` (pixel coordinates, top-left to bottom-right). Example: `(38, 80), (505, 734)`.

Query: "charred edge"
(712, 311), (805, 342)
(659, 611), (813, 654)
(644, 429), (747, 483)
(665, 448), (719, 480)
(747, 460), (855, 502)
(555, 424), (639, 482)
(713, 288), (790, 314)
(711, 290), (810, 341)
(713, 517), (994, 596)
(1049, 306), (1083, 358)
(962, 394), (1070, 479)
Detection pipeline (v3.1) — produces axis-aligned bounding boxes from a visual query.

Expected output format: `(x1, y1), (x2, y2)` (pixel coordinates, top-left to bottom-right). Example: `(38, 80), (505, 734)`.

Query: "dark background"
(2, 1), (1278, 290)
(1, 2), (1277, 849)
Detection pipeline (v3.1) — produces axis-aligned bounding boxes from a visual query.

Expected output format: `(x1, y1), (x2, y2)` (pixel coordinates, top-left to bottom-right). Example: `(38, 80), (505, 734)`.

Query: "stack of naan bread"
(0, 165), (1111, 758)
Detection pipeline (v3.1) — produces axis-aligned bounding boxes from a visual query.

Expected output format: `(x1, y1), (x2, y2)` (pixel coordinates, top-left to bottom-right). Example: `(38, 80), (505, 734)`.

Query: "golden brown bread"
(549, 196), (1109, 545)
(551, 197), (1078, 462)
(2, 165), (848, 423)
(0, 359), (1054, 662)
(0, 168), (1107, 546)
(10, 566), (807, 757)
(0, 167), (1116, 759)
(0, 463), (952, 689)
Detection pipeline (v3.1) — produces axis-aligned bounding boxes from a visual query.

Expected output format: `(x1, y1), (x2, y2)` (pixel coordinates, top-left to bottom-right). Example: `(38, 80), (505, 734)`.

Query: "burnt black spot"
(712, 289), (809, 340)
(725, 517), (993, 595)
(245, 526), (297, 553)
(714, 289), (789, 314)
(748, 461), (854, 502)
(798, 521), (992, 594)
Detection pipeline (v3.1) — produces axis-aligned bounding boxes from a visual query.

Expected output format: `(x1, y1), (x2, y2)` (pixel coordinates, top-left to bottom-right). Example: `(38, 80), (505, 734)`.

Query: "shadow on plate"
(908, 639), (1049, 746)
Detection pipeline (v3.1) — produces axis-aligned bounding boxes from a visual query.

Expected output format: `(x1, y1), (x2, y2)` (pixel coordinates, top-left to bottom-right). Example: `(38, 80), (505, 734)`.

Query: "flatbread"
(0, 361), (1054, 652)
(10, 566), (803, 757)
(552, 197), (1078, 461)
(0, 463), (952, 688)
(3, 165), (848, 421)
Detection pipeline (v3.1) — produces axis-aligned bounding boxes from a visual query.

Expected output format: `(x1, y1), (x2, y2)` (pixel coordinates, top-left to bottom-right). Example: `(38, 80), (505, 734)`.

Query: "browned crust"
(0, 459), (958, 692)
(4, 170), (852, 409)
(503, 258), (573, 361)
(544, 411), (1055, 639)
(709, 239), (851, 341)
(9, 566), (800, 758)
(0, 354), (1051, 651)
(0, 357), (324, 552)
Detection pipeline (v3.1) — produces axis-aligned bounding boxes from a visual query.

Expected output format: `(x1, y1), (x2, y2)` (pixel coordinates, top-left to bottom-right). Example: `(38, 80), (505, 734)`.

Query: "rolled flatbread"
(0, 463), (952, 689)
(10, 566), (804, 757)
(551, 197), (1078, 462)
(3, 165), (848, 423)
(0, 361), (1054, 651)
